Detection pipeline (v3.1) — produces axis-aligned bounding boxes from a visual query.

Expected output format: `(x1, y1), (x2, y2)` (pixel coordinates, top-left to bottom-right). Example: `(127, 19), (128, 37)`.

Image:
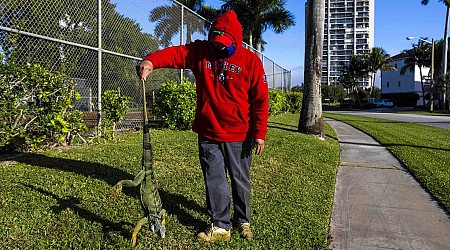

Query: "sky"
(112, 0), (448, 86)
(210, 0), (448, 86)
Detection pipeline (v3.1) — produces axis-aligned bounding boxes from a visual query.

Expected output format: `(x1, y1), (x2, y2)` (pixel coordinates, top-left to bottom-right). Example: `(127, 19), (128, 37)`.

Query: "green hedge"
(269, 89), (303, 116)
(155, 78), (196, 130)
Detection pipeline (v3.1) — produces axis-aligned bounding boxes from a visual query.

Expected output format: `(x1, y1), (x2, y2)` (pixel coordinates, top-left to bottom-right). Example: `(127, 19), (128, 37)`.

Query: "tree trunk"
(370, 72), (376, 97)
(298, 0), (324, 138)
(419, 68), (426, 107)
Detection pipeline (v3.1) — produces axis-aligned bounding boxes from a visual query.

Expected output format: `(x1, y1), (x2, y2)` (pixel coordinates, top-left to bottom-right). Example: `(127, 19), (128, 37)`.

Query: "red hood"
(209, 10), (243, 47)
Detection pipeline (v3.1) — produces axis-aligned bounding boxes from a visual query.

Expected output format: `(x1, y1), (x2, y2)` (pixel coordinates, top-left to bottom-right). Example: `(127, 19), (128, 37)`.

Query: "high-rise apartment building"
(322, 0), (374, 86)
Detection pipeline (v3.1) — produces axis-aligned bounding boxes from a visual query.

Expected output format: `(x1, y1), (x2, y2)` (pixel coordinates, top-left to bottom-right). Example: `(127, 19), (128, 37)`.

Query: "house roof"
(390, 50), (410, 61)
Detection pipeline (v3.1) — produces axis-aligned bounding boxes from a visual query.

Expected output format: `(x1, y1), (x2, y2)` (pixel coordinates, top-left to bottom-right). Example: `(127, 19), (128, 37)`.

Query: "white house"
(381, 52), (431, 107)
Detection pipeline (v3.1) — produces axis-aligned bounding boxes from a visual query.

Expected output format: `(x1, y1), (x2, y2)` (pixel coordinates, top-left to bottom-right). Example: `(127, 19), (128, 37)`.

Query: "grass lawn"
(324, 112), (450, 212)
(0, 113), (340, 249)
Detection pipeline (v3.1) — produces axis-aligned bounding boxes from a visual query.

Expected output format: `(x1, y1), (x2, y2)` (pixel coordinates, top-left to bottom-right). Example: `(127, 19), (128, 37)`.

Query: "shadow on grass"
(159, 189), (207, 231)
(268, 121), (340, 142)
(268, 122), (298, 133)
(21, 183), (133, 243)
(14, 153), (205, 232)
(13, 153), (134, 186)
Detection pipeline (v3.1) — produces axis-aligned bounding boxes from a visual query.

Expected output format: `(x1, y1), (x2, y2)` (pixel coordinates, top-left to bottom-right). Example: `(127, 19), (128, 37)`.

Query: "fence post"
(97, 0), (103, 134)
(89, 87), (92, 112)
(273, 62), (275, 89)
(180, 4), (184, 83)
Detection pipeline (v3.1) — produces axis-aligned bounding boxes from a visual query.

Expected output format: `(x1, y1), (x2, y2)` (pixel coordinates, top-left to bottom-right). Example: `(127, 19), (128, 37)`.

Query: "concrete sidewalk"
(326, 118), (450, 250)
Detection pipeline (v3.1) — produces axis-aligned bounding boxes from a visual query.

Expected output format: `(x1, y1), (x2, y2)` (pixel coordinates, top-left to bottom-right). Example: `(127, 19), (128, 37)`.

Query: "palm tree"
(149, 0), (219, 47)
(298, 0), (324, 138)
(364, 47), (396, 97)
(400, 40), (431, 107)
(221, 0), (295, 52)
(339, 55), (367, 103)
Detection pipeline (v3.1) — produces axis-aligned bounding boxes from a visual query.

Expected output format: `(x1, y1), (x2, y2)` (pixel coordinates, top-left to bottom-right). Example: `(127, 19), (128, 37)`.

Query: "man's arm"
(250, 60), (269, 155)
(136, 43), (196, 80)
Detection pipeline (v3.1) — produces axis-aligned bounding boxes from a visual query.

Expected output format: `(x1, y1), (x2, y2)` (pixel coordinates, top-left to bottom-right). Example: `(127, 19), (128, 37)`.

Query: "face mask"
(215, 44), (236, 59)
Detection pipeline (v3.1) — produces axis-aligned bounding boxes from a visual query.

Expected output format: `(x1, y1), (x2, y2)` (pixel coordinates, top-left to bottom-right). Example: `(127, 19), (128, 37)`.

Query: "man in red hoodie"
(137, 10), (268, 243)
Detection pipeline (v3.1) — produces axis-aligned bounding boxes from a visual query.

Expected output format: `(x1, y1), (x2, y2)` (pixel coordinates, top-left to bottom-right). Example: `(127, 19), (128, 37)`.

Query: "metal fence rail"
(1, 0), (291, 131)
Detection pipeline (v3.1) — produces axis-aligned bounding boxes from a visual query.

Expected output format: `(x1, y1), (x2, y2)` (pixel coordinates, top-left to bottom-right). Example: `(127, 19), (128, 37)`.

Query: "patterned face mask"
(214, 44), (235, 59)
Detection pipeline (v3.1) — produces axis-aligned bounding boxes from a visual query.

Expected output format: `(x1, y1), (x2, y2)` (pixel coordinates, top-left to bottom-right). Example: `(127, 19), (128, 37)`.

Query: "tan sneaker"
(197, 223), (231, 243)
(238, 223), (253, 240)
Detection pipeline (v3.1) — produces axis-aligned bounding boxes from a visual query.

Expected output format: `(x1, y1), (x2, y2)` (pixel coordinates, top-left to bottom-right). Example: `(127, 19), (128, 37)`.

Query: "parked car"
(368, 98), (394, 108)
(377, 99), (394, 107)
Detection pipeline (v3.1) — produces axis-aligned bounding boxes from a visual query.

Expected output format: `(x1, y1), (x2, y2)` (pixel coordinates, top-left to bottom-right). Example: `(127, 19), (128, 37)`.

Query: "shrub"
(100, 88), (131, 139)
(155, 78), (196, 130)
(268, 89), (287, 116)
(0, 62), (86, 152)
(286, 92), (303, 113)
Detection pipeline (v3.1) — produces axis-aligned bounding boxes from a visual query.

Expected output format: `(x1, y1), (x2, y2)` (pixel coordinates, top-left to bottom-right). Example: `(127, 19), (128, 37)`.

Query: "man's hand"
(253, 138), (265, 155)
(137, 60), (154, 81)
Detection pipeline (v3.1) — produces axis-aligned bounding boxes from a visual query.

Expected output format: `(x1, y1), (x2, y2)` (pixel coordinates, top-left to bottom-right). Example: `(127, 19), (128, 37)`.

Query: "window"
(398, 81), (401, 87)
(387, 81), (390, 88)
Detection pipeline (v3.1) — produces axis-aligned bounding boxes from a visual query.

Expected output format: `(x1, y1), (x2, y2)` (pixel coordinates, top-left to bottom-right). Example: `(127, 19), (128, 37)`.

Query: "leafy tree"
(321, 84), (346, 103)
(364, 47), (396, 97)
(221, 0), (295, 52)
(400, 39), (432, 107)
(298, 0), (324, 138)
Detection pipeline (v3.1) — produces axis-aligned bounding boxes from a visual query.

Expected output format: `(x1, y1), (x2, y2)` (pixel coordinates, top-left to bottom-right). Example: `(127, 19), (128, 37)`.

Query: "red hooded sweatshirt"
(144, 10), (268, 142)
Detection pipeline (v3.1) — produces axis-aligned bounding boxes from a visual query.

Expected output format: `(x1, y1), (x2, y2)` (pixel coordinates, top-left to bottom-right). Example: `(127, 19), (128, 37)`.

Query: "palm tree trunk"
(298, 0), (324, 138)
(370, 72), (376, 97)
(419, 68), (426, 107)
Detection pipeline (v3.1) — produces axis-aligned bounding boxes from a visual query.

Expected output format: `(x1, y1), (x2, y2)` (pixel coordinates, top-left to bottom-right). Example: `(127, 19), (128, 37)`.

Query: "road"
(326, 110), (450, 130)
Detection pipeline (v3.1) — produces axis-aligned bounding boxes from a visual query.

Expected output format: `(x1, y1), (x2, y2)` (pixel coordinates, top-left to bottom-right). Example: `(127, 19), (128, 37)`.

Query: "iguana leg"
(131, 217), (148, 247)
(112, 170), (146, 201)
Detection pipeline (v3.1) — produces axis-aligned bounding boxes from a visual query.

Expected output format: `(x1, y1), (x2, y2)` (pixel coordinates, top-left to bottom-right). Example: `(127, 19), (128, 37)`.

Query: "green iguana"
(113, 79), (166, 247)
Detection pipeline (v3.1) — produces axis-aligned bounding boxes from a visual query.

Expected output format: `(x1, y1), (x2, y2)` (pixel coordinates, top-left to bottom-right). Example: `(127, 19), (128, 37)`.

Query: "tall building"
(322, 0), (374, 86)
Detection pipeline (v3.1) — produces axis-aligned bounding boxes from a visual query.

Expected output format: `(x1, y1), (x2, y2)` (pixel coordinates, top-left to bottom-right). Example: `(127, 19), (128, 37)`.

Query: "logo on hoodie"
(206, 61), (243, 74)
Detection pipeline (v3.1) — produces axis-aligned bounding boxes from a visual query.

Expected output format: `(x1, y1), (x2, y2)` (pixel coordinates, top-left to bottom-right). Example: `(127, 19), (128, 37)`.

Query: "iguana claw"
(130, 209), (166, 247)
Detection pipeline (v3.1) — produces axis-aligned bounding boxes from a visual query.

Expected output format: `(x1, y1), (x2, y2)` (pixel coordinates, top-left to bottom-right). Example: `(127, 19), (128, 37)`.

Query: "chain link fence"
(1, 0), (291, 131)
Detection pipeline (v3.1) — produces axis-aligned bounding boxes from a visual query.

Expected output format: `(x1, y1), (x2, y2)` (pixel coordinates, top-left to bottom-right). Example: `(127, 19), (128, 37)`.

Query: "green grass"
(324, 112), (450, 211)
(0, 113), (340, 249)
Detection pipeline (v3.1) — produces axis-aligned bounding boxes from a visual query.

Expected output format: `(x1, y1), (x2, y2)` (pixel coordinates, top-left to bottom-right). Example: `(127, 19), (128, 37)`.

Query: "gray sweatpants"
(198, 135), (252, 230)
